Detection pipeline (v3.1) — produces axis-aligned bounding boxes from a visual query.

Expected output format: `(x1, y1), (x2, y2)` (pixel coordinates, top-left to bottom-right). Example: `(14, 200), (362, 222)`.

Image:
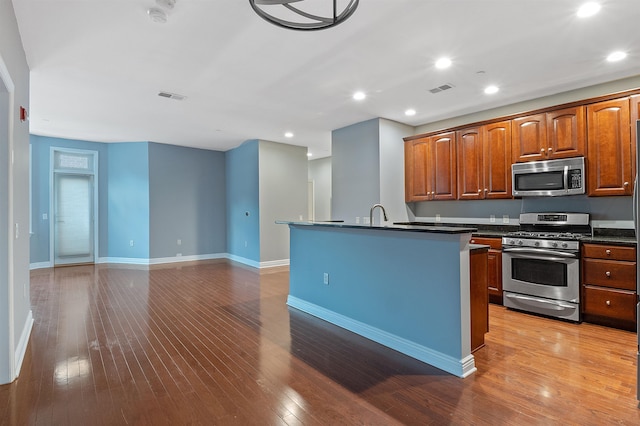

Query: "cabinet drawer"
(583, 286), (637, 322)
(470, 237), (502, 250)
(582, 243), (636, 261)
(582, 258), (636, 290)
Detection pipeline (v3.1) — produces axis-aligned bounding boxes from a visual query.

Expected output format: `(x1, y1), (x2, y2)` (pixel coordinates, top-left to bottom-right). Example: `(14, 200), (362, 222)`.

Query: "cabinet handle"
(605, 271), (611, 278)
(606, 300), (611, 306)
(605, 249), (611, 256)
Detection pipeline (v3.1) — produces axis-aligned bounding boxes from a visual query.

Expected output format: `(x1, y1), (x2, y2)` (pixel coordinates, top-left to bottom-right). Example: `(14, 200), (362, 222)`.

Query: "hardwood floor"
(1, 260), (639, 425)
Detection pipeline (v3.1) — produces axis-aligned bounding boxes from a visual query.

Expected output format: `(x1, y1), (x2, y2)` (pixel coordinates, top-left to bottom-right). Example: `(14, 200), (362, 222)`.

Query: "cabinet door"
(431, 132), (457, 200)
(512, 114), (547, 163)
(457, 127), (483, 200)
(487, 249), (503, 303)
(483, 121), (512, 199)
(546, 106), (586, 159)
(404, 139), (431, 202)
(631, 94), (640, 192)
(587, 98), (632, 196)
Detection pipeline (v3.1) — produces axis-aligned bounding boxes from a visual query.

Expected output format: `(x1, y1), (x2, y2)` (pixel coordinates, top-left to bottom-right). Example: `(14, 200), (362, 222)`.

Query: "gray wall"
(308, 157), (331, 221)
(0, 0), (31, 384)
(149, 142), (227, 259)
(225, 140), (260, 263)
(379, 118), (414, 223)
(259, 140), (308, 263)
(331, 118), (380, 223)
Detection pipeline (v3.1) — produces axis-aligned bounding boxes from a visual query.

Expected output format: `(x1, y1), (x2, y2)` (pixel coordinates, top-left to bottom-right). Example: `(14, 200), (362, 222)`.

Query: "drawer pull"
(605, 249), (611, 256)
(605, 271), (611, 278)
(471, 240), (475, 244)
(606, 300), (611, 306)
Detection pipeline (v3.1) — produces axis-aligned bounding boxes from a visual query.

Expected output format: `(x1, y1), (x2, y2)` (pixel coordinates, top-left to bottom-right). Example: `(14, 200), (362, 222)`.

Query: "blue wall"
(225, 140), (260, 263)
(107, 143), (150, 259)
(30, 135), (109, 263)
(148, 143), (226, 259)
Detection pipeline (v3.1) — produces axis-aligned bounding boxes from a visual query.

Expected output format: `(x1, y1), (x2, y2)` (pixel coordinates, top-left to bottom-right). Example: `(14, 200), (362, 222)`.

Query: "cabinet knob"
(471, 240), (475, 244)
(540, 148), (545, 153)
(484, 188), (488, 192)
(478, 189), (482, 193)
(624, 181), (629, 187)
(605, 271), (611, 278)
(606, 300), (611, 306)
(605, 249), (611, 256)
(548, 148), (553, 152)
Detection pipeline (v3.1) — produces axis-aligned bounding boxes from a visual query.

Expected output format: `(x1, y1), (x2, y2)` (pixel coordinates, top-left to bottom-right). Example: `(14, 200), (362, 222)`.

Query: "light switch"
(42, 213), (48, 220)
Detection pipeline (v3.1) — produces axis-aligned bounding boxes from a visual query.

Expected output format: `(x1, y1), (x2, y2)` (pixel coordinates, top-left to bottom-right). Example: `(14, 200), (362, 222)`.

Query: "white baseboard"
(147, 253), (227, 265)
(287, 296), (476, 378)
(260, 259), (290, 268)
(226, 254), (260, 268)
(29, 261), (52, 270)
(14, 310), (33, 380)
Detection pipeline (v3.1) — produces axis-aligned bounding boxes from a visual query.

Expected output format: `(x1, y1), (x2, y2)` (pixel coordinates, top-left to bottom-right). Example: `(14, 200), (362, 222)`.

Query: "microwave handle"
(563, 165), (569, 192)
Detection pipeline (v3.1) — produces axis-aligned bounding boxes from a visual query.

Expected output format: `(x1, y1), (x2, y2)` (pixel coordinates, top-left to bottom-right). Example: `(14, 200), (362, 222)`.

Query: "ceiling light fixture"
(307, 152), (313, 157)
(405, 109), (416, 116)
(606, 51), (627, 62)
(435, 58), (452, 69)
(285, 132), (294, 138)
(147, 7), (168, 23)
(484, 85), (499, 95)
(249, 0), (359, 31)
(577, 2), (601, 18)
(353, 91), (366, 101)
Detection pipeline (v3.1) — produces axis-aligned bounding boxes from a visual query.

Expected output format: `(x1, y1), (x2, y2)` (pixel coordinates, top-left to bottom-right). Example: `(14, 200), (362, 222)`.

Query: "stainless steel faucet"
(369, 204), (388, 226)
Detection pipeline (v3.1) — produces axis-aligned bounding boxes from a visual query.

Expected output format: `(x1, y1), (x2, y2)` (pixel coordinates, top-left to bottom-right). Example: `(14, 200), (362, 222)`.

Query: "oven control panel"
(501, 237), (579, 251)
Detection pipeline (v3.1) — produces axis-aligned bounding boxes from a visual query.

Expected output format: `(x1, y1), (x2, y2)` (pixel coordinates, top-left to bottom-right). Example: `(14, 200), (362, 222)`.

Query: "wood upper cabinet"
(457, 123), (512, 200)
(512, 107), (585, 163)
(631, 94), (640, 185)
(457, 127), (483, 200)
(586, 98), (632, 196)
(483, 121), (512, 198)
(404, 132), (457, 202)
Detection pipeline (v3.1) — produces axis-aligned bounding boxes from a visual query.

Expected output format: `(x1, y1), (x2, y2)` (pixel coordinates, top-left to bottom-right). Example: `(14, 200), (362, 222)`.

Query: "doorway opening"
(50, 148), (98, 266)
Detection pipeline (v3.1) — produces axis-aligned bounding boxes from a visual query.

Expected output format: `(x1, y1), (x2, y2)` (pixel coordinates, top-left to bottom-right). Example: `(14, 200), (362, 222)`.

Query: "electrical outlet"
(490, 215), (496, 223)
(363, 217), (370, 225)
(129, 240), (134, 247)
(244, 240), (248, 248)
(299, 215), (303, 220)
(177, 239), (182, 245)
(323, 273), (329, 285)
(42, 213), (48, 220)
(177, 253), (182, 257)
(355, 217), (360, 224)
(435, 214), (441, 222)
(503, 215), (509, 224)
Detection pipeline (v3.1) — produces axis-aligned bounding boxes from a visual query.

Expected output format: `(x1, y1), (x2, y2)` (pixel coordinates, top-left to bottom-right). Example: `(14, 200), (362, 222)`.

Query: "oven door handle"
(505, 293), (577, 310)
(502, 247), (578, 259)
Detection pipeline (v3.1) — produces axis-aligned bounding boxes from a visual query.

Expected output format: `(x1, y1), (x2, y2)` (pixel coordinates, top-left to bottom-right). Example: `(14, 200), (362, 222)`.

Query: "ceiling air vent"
(158, 91), (187, 101)
(429, 83), (454, 94)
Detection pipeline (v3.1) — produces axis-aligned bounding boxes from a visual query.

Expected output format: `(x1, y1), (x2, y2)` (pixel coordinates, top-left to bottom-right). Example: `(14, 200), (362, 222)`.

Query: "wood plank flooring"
(1, 260), (639, 425)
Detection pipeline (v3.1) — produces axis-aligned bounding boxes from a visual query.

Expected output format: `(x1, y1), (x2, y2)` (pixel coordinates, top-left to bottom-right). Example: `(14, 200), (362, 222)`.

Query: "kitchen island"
(278, 221), (479, 378)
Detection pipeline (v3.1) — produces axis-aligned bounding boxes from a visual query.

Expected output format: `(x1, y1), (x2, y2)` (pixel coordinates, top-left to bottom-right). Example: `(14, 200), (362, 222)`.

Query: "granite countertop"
(277, 220), (477, 235)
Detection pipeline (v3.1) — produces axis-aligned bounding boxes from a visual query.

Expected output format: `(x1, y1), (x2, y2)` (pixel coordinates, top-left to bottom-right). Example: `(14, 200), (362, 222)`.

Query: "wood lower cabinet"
(586, 98), (633, 196)
(470, 247), (489, 353)
(470, 237), (503, 304)
(581, 243), (637, 330)
(404, 132), (456, 202)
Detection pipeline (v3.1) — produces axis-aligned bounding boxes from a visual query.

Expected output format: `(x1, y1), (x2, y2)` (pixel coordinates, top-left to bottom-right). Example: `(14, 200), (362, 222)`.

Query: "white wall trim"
(226, 254), (260, 268)
(29, 261), (52, 270)
(260, 259), (289, 268)
(287, 295), (476, 378)
(97, 253), (228, 266)
(13, 309), (32, 380)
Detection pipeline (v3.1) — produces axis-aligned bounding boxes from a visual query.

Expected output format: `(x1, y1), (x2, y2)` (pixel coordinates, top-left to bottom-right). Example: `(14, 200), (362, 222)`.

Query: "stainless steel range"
(502, 212), (591, 322)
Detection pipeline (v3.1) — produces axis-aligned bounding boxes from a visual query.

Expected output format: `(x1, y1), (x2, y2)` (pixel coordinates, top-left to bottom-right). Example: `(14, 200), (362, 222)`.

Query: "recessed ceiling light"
(435, 58), (452, 69)
(285, 132), (294, 138)
(353, 91), (366, 101)
(577, 2), (601, 18)
(484, 85), (499, 95)
(405, 109), (416, 116)
(147, 7), (168, 23)
(307, 152), (313, 157)
(606, 51), (627, 62)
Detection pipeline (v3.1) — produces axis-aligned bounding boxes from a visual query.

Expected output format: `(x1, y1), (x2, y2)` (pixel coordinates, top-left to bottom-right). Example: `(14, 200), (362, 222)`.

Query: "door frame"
(49, 147), (99, 266)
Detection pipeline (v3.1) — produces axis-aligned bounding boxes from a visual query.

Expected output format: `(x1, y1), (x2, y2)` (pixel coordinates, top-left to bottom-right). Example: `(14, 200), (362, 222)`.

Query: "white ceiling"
(11, 0), (640, 158)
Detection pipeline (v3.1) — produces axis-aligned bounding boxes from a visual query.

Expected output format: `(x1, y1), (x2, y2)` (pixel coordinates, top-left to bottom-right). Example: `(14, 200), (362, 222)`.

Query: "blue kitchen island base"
(283, 222), (477, 378)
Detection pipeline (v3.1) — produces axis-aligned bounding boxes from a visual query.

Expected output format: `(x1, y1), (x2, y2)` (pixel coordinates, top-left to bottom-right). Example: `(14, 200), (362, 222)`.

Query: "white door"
(54, 173), (94, 265)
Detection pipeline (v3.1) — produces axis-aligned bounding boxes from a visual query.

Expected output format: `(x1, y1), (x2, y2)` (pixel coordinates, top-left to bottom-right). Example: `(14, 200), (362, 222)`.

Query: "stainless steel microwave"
(512, 157), (585, 197)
